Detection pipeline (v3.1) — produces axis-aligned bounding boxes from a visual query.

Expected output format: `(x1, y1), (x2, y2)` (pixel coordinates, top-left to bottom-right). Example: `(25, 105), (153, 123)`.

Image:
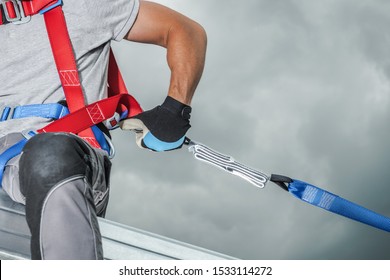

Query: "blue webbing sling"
(187, 141), (390, 233)
(270, 174), (390, 232)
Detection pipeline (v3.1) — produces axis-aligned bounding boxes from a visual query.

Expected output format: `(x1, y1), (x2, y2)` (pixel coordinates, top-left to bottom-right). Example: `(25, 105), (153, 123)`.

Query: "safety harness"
(0, 0), (143, 183)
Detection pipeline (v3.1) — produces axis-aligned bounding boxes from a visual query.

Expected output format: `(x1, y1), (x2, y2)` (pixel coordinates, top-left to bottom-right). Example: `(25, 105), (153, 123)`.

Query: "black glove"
(120, 96), (192, 152)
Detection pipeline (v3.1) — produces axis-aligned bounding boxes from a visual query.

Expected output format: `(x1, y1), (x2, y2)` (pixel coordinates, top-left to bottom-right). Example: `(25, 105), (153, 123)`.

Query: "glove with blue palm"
(120, 96), (191, 152)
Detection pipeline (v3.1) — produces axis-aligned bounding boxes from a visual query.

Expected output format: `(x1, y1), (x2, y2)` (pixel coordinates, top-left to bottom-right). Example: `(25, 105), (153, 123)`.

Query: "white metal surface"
(0, 190), (234, 260)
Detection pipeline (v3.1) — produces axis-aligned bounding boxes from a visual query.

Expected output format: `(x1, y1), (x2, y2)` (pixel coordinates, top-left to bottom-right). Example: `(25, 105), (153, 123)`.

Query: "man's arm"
(120, 1), (206, 152)
(124, 0), (207, 105)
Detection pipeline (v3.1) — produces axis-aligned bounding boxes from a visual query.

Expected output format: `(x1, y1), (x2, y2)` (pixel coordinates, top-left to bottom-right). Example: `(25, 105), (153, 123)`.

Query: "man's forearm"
(165, 18), (207, 105)
(125, 1), (207, 105)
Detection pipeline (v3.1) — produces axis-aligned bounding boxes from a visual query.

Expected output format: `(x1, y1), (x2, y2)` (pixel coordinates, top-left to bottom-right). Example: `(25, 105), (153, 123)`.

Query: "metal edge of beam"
(0, 190), (235, 260)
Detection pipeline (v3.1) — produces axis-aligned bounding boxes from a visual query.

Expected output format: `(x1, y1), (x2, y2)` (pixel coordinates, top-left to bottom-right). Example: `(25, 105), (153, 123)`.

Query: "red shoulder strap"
(43, 5), (100, 147)
(43, 6), (85, 112)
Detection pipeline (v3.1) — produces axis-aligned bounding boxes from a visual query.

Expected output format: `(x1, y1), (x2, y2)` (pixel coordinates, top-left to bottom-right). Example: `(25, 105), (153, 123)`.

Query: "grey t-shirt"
(0, 0), (139, 137)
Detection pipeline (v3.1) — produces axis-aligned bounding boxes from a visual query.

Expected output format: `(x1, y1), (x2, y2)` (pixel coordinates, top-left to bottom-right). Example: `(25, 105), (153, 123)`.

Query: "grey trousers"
(0, 132), (111, 260)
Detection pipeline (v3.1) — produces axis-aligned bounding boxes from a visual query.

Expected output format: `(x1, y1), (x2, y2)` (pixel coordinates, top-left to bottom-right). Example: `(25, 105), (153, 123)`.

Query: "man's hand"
(120, 96), (191, 152)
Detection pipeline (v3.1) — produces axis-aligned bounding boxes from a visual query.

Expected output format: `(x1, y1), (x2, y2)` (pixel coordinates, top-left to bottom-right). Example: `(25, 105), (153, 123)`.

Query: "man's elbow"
(169, 13), (207, 47)
(189, 20), (207, 48)
(193, 21), (207, 43)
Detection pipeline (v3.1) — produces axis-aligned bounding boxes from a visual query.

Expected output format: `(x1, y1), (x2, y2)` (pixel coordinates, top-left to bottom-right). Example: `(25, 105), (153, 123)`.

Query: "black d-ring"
(270, 174), (293, 192)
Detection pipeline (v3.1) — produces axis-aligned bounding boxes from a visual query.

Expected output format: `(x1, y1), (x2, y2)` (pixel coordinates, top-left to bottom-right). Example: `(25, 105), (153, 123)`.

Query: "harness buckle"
(1, 0), (31, 25)
(0, 107), (13, 121)
(103, 112), (122, 130)
(21, 130), (36, 140)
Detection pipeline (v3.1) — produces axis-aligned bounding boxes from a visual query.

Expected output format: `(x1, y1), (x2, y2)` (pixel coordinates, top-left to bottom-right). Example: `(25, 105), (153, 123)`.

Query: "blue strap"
(12, 104), (69, 120)
(1, 104), (69, 121)
(39, 0), (63, 14)
(91, 125), (110, 155)
(0, 132), (36, 186)
(288, 180), (390, 232)
(142, 132), (186, 152)
(0, 107), (11, 121)
(0, 128), (110, 189)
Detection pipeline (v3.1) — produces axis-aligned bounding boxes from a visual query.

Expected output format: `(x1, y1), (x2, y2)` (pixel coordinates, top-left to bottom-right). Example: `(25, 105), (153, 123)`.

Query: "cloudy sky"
(106, 0), (390, 259)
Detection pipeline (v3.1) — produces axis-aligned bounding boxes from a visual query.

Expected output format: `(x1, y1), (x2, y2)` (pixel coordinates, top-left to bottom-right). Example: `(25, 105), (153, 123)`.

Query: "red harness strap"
(43, 5), (101, 146)
(38, 93), (142, 135)
(108, 49), (129, 97)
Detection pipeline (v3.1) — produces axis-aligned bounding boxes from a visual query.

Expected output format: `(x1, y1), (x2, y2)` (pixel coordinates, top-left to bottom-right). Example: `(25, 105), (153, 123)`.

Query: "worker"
(0, 0), (207, 259)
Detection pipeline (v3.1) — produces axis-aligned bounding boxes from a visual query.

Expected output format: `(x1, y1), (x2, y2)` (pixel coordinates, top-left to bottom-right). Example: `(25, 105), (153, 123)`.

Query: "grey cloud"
(106, 0), (390, 259)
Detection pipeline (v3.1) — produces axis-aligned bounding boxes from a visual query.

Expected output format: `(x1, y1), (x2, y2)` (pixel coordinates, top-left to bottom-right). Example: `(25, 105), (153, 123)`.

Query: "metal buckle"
(21, 130), (36, 140)
(103, 112), (122, 130)
(1, 0), (31, 25)
(0, 106), (18, 121)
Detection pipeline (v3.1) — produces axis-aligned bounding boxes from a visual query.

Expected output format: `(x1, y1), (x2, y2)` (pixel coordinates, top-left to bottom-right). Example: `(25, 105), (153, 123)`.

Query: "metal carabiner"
(1, 0), (31, 25)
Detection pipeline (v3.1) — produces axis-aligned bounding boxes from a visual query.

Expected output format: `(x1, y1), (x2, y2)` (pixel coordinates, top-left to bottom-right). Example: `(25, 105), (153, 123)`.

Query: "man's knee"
(19, 133), (93, 196)
(17, 133), (103, 260)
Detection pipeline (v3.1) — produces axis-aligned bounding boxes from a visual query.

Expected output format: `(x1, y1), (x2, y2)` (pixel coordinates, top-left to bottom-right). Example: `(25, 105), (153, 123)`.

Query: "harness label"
(87, 104), (104, 124)
(59, 70), (80, 86)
